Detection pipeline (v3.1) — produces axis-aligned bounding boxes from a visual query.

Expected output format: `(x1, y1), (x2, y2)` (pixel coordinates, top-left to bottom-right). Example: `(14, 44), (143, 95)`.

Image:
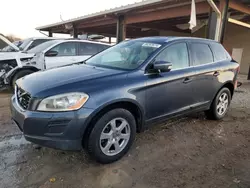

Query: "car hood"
(0, 52), (34, 61)
(0, 35), (20, 51)
(17, 64), (126, 96)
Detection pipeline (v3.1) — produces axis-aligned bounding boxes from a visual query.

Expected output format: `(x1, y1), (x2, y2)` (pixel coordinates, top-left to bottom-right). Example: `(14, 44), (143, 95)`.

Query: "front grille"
(15, 86), (31, 110)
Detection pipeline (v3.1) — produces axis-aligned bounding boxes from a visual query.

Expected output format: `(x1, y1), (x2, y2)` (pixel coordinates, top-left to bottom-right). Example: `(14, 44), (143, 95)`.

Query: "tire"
(11, 70), (34, 89)
(87, 108), (136, 164)
(205, 87), (231, 120)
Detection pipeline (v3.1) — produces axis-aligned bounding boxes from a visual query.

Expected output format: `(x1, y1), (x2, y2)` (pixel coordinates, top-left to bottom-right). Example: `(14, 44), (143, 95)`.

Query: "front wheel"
(205, 87), (231, 120)
(87, 109), (136, 164)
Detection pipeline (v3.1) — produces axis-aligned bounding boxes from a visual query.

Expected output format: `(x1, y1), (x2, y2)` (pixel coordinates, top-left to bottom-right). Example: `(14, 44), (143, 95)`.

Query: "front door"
(45, 42), (78, 69)
(145, 42), (196, 121)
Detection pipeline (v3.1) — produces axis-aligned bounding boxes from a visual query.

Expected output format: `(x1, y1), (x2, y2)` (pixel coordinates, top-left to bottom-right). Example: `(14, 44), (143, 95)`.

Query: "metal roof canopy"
(36, 0), (250, 39)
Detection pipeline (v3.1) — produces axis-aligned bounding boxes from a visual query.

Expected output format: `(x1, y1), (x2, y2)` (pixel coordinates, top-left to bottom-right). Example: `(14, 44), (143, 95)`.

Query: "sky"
(0, 0), (141, 39)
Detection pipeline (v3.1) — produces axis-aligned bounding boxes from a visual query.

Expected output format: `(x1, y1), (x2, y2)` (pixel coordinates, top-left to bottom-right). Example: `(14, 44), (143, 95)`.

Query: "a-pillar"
(116, 15), (126, 43)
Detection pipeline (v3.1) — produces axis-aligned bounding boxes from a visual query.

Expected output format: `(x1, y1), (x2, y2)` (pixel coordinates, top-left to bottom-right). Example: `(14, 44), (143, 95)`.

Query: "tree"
(5, 34), (21, 42)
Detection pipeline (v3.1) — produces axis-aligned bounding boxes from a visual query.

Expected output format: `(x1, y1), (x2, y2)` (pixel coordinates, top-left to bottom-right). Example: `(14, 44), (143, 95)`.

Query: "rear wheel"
(11, 70), (34, 89)
(205, 87), (231, 120)
(87, 108), (136, 164)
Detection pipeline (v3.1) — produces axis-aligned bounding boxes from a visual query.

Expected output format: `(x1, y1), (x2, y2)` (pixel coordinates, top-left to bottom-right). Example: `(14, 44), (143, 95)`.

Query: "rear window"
(79, 42), (109, 55)
(210, 43), (228, 61)
(191, 43), (213, 66)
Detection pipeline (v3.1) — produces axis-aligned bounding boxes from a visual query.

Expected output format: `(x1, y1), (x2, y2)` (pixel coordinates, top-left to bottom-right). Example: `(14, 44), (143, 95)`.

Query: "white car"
(1, 37), (59, 53)
(1, 39), (111, 89)
(0, 35), (59, 89)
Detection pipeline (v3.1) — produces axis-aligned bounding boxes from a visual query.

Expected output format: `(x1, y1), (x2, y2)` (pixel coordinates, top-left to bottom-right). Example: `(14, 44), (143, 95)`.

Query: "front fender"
(5, 66), (40, 84)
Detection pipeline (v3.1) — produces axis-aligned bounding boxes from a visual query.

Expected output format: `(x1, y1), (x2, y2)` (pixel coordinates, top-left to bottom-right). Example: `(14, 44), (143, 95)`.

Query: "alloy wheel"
(217, 92), (229, 116)
(99, 118), (131, 156)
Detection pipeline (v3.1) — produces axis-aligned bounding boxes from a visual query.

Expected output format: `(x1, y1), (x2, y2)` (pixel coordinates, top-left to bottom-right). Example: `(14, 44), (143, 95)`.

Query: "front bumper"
(10, 96), (94, 150)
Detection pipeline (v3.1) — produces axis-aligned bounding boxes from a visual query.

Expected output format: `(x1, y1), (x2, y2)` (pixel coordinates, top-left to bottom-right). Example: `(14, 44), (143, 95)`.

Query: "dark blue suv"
(11, 37), (239, 163)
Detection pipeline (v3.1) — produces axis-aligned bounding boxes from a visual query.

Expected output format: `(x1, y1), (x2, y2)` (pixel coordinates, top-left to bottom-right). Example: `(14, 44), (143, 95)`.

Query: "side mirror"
(45, 50), (58, 57)
(154, 61), (172, 72)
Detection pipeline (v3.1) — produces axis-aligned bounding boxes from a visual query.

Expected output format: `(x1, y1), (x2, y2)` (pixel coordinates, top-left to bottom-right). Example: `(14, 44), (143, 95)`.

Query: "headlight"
(37, 92), (89, 112)
(20, 57), (33, 63)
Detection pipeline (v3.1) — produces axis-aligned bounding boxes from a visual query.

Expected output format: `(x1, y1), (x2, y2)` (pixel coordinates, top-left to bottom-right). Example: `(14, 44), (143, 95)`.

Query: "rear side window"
(191, 43), (213, 66)
(210, 43), (227, 61)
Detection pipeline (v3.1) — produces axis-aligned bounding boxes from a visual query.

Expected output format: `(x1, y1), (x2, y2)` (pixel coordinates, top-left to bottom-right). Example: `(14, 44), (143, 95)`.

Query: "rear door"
(45, 42), (78, 69)
(188, 41), (224, 108)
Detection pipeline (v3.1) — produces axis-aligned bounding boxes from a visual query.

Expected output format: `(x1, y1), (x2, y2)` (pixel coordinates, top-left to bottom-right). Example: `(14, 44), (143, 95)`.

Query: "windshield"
(86, 40), (161, 70)
(27, 40), (60, 54)
(19, 38), (32, 51)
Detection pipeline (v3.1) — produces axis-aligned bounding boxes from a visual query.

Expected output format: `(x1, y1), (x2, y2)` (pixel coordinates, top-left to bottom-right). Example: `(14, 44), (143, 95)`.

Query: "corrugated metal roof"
(36, 0), (166, 30)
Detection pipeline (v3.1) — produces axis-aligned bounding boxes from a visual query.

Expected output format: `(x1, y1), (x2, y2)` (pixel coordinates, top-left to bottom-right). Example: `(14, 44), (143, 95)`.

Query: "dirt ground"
(0, 82), (250, 188)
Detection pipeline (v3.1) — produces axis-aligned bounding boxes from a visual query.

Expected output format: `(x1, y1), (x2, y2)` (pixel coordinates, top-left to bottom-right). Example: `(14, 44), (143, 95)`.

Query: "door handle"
(183, 77), (192, 84)
(213, 71), (220, 77)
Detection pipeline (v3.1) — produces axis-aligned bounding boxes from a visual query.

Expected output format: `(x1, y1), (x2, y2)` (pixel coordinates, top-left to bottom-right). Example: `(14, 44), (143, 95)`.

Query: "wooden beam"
(126, 2), (211, 24)
(229, 0), (250, 15)
(76, 19), (116, 29)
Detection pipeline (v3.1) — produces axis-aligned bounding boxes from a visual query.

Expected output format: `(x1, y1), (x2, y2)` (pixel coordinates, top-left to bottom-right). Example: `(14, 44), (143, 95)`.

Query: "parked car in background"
(0, 35), (59, 89)
(11, 37), (239, 164)
(0, 37), (111, 89)
(1, 40), (22, 52)
(26, 39), (111, 69)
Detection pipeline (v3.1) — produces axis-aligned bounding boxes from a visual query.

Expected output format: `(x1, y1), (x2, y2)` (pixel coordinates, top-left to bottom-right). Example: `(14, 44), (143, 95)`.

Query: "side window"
(28, 39), (52, 50)
(191, 43), (213, 66)
(98, 44), (110, 52)
(50, 42), (77, 56)
(155, 43), (189, 69)
(79, 43), (99, 55)
(210, 43), (227, 61)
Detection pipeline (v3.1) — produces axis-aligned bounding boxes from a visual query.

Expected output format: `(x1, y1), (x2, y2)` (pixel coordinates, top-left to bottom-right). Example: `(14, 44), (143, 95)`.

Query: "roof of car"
(22, 37), (60, 40)
(50, 39), (112, 46)
(132, 36), (218, 44)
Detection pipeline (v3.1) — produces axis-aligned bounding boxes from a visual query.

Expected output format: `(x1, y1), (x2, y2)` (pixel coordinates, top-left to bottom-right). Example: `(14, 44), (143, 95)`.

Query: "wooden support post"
(248, 65), (250, 80)
(220, 0), (229, 43)
(207, 9), (217, 40)
(73, 27), (78, 38)
(109, 36), (111, 44)
(116, 15), (126, 43)
(48, 31), (53, 37)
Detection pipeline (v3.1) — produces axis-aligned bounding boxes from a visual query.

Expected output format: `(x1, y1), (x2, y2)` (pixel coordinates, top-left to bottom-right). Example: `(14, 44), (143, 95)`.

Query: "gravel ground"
(0, 82), (250, 188)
